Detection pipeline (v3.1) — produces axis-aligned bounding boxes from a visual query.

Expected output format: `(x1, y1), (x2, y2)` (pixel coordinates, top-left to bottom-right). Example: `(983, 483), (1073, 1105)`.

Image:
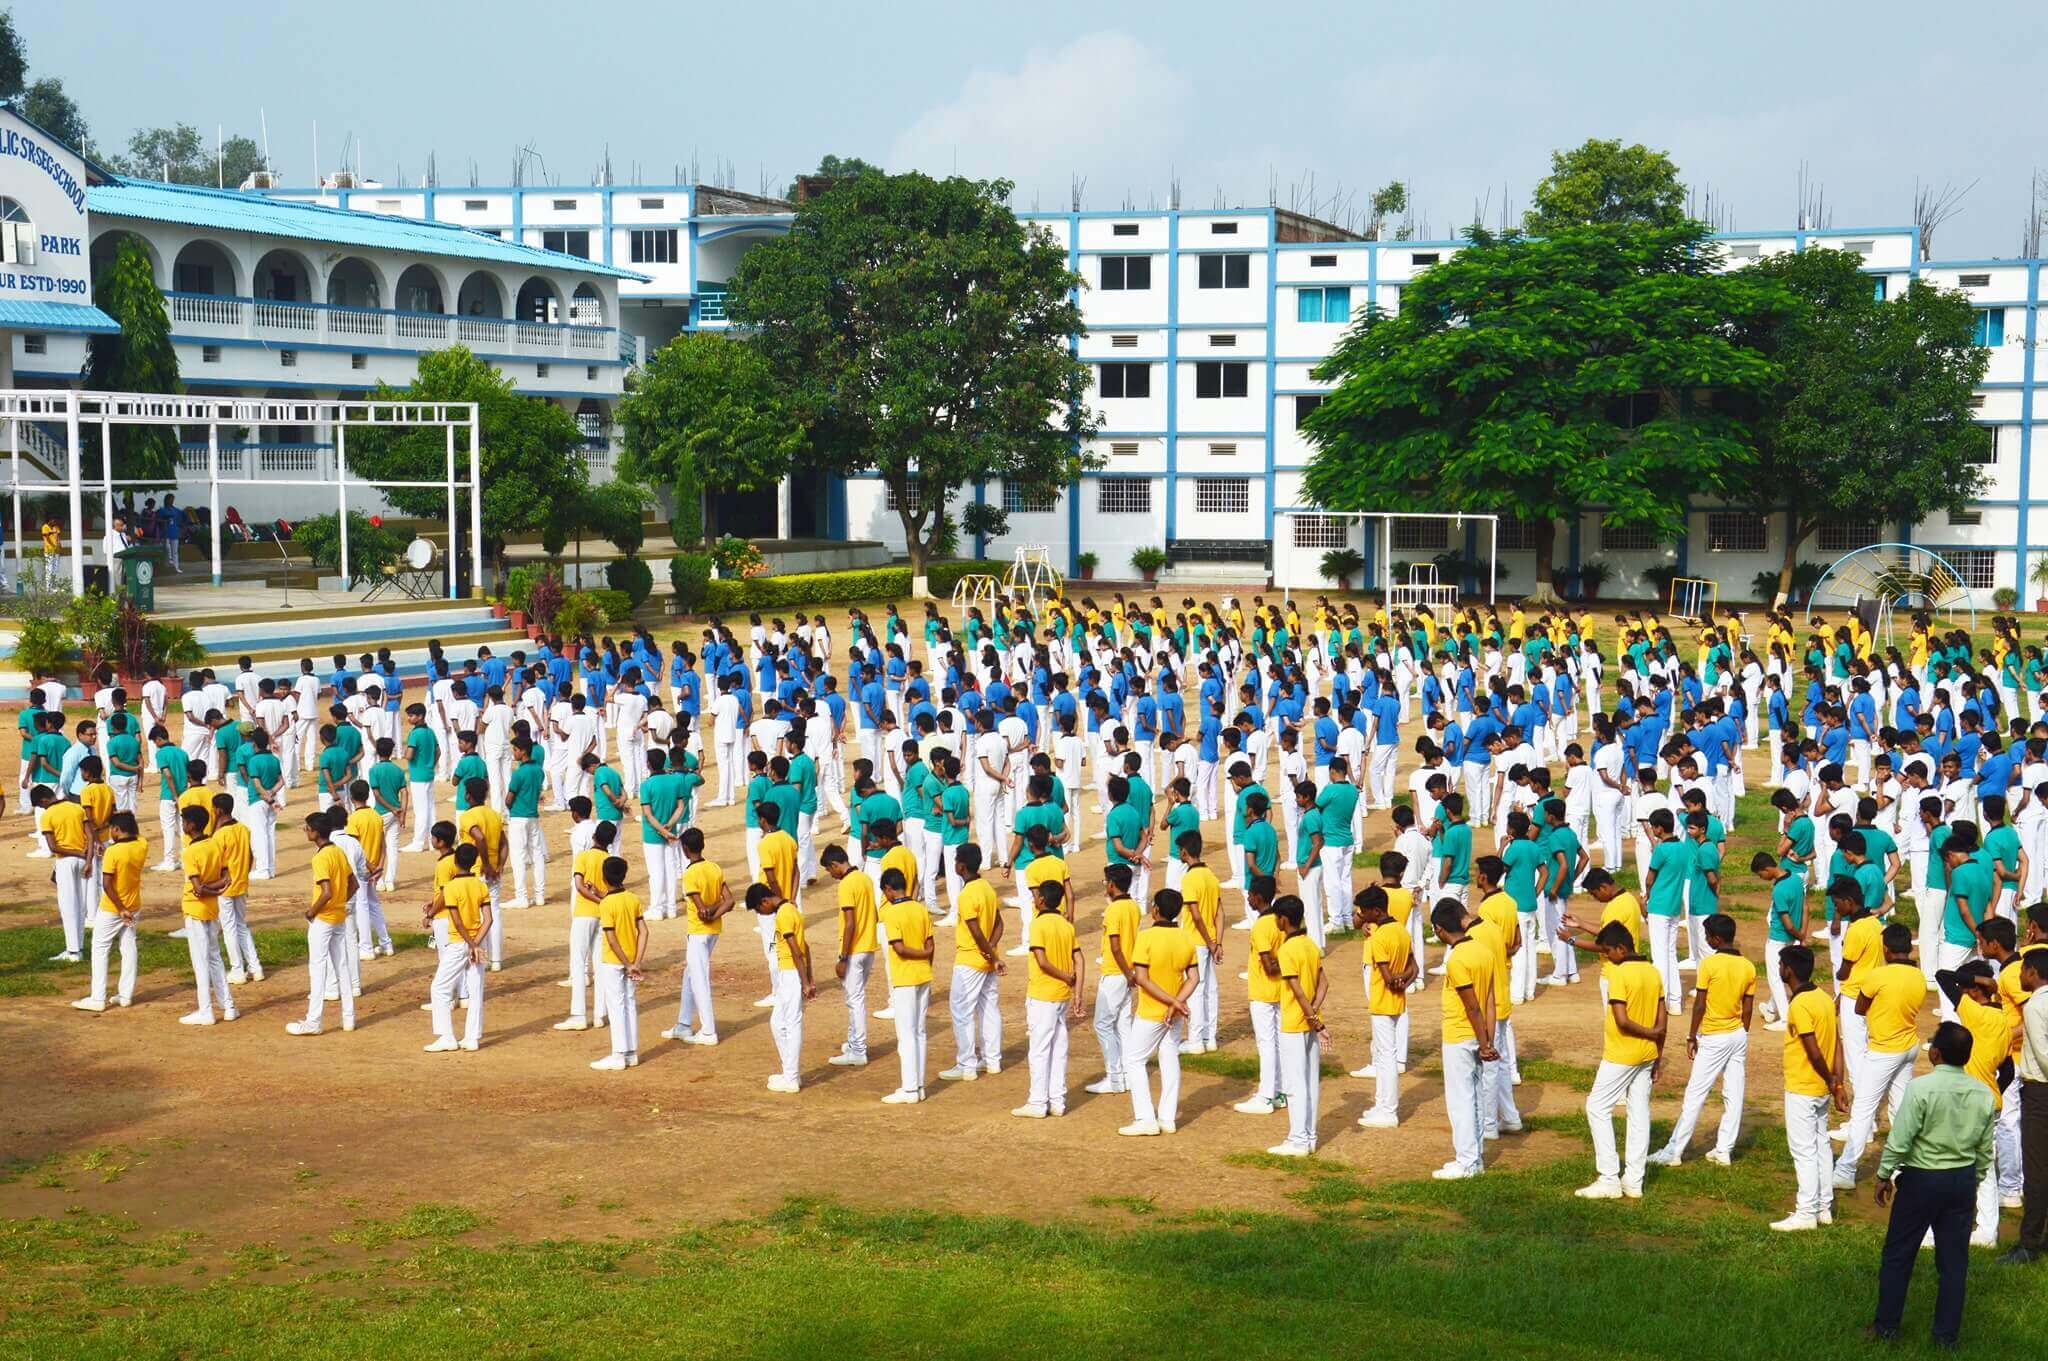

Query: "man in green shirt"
(1103, 774), (1148, 904)
(1750, 852), (1806, 1029)
(506, 737), (549, 909)
(784, 728), (819, 886)
(317, 723), (352, 814)
(935, 755), (972, 923)
(1007, 773), (1066, 902)
(1500, 812), (1546, 1003)
(153, 732), (190, 870)
(1239, 791), (1280, 889)
(366, 739), (408, 890)
(582, 752), (627, 829)
(242, 728), (284, 880)
(1641, 809), (1693, 1015)
(1867, 1022), (1996, 1347)
(451, 734), (490, 814)
(1315, 757), (1360, 930)
(402, 703), (439, 852)
(1433, 792), (1474, 910)
(636, 746), (683, 919)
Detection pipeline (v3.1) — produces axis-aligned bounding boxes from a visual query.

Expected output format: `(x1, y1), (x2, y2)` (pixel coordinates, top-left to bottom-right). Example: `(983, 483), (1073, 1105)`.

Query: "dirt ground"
(0, 612), (1802, 1247)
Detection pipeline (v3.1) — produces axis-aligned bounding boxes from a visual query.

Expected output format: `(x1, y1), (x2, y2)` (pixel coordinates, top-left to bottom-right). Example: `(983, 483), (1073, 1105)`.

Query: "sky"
(18, 0), (2048, 257)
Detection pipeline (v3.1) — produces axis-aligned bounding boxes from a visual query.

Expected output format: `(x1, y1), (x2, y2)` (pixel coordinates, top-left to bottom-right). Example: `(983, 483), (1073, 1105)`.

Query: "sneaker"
(114, 996), (132, 1008)
(983, 1061), (1002, 1075)
(1004, 945), (1029, 957)
(939, 1066), (979, 1082)
(555, 1019), (591, 1031)
(1230, 918), (1254, 931)
(766, 1075), (800, 1093)
(1704, 1150), (1733, 1167)
(341, 1020), (355, 1032)
(828, 1053), (868, 1067)
(1574, 1179), (1624, 1200)
(178, 1011), (215, 1026)
(1771, 1213), (1819, 1233)
(419, 1002), (434, 1011)
(284, 1021), (320, 1037)
(70, 997), (107, 1013)
(1621, 1182), (1643, 1200)
(1997, 1246), (2038, 1266)
(506, 899), (530, 912)
(250, 968), (265, 982)
(873, 1006), (896, 1020)
(1348, 1066), (1375, 1079)
(1762, 1020), (1787, 1032)
(881, 1089), (921, 1104)
(226, 969), (249, 986)
(424, 1037), (460, 1052)
(1233, 1097), (1276, 1115)
(358, 949), (376, 962)
(1178, 1042), (1205, 1056)
(1431, 1162), (1479, 1180)
(1645, 1149), (1680, 1168)
(1666, 1002), (1683, 1016)
(1540, 975), (1570, 987)
(1970, 1233), (1998, 1248)
(1266, 1143), (1311, 1157)
(1831, 1173), (1857, 1192)
(2001, 1194), (2024, 1210)
(1356, 1112), (1399, 1129)
(1117, 1120), (1163, 1137)
(49, 951), (81, 963)
(589, 1054), (628, 1071)
(1818, 1209), (1834, 1225)
(1084, 1080), (1123, 1095)
(686, 1032), (719, 1046)
(1830, 1126), (1849, 1142)
(1011, 1104), (1048, 1119)
(1497, 1118), (1524, 1134)
(754, 994), (775, 1009)
(557, 977), (575, 988)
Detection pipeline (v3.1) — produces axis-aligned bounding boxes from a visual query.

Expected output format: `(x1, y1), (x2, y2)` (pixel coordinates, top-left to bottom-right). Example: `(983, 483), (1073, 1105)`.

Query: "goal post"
(1666, 576), (1718, 622)
(1272, 508), (1498, 605)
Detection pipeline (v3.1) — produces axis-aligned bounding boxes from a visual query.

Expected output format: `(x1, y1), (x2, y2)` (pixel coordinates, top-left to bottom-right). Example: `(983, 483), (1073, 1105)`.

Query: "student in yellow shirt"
(1833, 885), (1884, 1084)
(1119, 888), (1198, 1138)
(457, 779), (508, 972)
(1568, 868), (1645, 1007)
(1773, 943), (1847, 1231)
(1433, 900), (1498, 1179)
(1836, 924), (1928, 1191)
(557, 821), (617, 1032)
(821, 843), (879, 1068)
(876, 866), (936, 1104)
(210, 792), (262, 986)
(1234, 881), (1287, 1116)
(1015, 880), (1084, 1120)
(1086, 862), (1141, 1097)
(1577, 922), (1668, 1200)
(670, 825), (731, 1045)
(590, 856), (646, 1072)
(1355, 885), (1417, 1129)
(33, 786), (91, 962)
(754, 880), (813, 1093)
(74, 811), (146, 1012)
(344, 785), (392, 960)
(176, 803), (235, 1026)
(1649, 913), (1754, 1167)
(1269, 896), (1327, 1157)
(1175, 829), (1223, 1055)
(1470, 858), (1524, 1137)
(1936, 960), (2013, 1246)
(754, 802), (800, 1011)
(288, 811), (359, 1036)
(425, 843), (491, 1052)
(941, 843), (1004, 1081)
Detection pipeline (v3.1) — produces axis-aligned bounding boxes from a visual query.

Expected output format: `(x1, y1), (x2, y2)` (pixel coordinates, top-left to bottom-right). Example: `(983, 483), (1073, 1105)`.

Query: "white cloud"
(889, 31), (1190, 208)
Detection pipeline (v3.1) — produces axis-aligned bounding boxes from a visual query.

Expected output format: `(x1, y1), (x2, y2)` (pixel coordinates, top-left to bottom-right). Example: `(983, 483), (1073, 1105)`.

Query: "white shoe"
(1431, 1162), (1479, 1180)
(358, 949), (376, 962)
(1356, 1113), (1399, 1129)
(1266, 1143), (1311, 1157)
(1770, 1213), (1819, 1232)
(589, 1054), (628, 1071)
(1349, 1066), (1374, 1079)
(828, 1053), (868, 1067)
(178, 1011), (215, 1026)
(1704, 1150), (1732, 1167)
(250, 968), (265, 982)
(1970, 1233), (1997, 1248)
(754, 994), (775, 1009)
(1539, 975), (1570, 987)
(873, 1006), (896, 1020)
(284, 1021), (320, 1036)
(766, 1075), (799, 1093)
(1830, 1127), (1848, 1142)
(939, 1066), (979, 1082)
(1574, 1179), (1624, 1200)
(1645, 1149), (1680, 1167)
(506, 899), (530, 911)
(2002, 1194), (2025, 1209)
(557, 978), (574, 988)
(487, 963), (501, 973)
(1178, 1042), (1205, 1056)
(456, 1039), (478, 1051)
(555, 1018), (591, 1031)
(983, 1060), (1002, 1075)
(1831, 1174), (1857, 1192)
(341, 1020), (355, 1032)
(49, 951), (81, 963)
(685, 1032), (719, 1046)
(1666, 1002), (1683, 1016)
(71, 997), (107, 1013)
(1621, 1182), (1643, 1200)
(226, 969), (249, 986)
(1011, 1104), (1048, 1119)
(1004, 945), (1029, 957)
(423, 1037), (460, 1052)
(881, 1089), (921, 1104)
(1428, 963), (1448, 976)
(1233, 1097), (1276, 1115)
(1083, 1080), (1123, 1095)
(1230, 919), (1253, 931)
(1762, 1020), (1787, 1032)
(1158, 1120), (1176, 1134)
(419, 1002), (434, 1011)
(1117, 1120), (1162, 1137)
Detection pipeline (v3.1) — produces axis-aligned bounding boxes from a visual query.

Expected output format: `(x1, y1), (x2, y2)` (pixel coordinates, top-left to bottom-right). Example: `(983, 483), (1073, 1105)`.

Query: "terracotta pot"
(509, 610), (527, 630)
(1141, 569), (1157, 584)
(491, 602), (509, 620)
(2036, 597), (2048, 613)
(526, 624), (543, 641)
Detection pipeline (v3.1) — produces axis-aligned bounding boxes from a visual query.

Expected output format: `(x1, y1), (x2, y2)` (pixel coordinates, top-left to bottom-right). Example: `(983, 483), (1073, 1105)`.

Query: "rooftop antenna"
(1169, 168), (1180, 211)
(259, 108), (271, 176)
(313, 118), (319, 188)
(2025, 168), (2047, 259)
(216, 124), (223, 188)
(1070, 173), (1085, 212)
(1912, 176), (1976, 261)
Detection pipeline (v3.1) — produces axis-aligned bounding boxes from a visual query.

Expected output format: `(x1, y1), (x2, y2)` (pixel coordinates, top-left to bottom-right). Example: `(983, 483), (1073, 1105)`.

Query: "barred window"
(1945, 548), (1997, 590)
(1003, 482), (1058, 514)
(1817, 519), (1881, 552)
(1705, 511), (1767, 553)
(1194, 478), (1250, 515)
(1097, 478), (1152, 514)
(1292, 514), (1350, 549)
(1495, 516), (1545, 551)
(886, 477), (922, 512)
(1390, 517), (1448, 552)
(1600, 523), (1659, 552)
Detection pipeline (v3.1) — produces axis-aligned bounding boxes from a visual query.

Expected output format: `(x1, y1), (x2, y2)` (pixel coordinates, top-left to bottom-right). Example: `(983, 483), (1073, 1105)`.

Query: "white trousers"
(220, 894), (260, 976)
(1368, 1012), (1402, 1117)
(1319, 845), (1353, 929)
(508, 816), (548, 904)
(891, 981), (930, 1096)
(770, 965), (804, 1082)
(406, 783), (435, 849)
(1249, 999), (1282, 1101)
(675, 932), (716, 1036)
(1298, 863), (1325, 950)
(183, 916), (232, 1021)
(1512, 911), (1541, 1004)
(1587, 1058), (1654, 1187)
(1026, 996), (1071, 1111)
(1785, 1090), (1835, 1218)
(598, 962), (637, 1058)
(54, 857), (90, 954)
(430, 939), (484, 1043)
(1368, 742), (1397, 808)
(247, 801), (278, 878)
(1189, 948), (1220, 1048)
(1277, 1029), (1321, 1150)
(949, 964), (1001, 1070)
(840, 949), (875, 1057)
(1836, 1043), (1921, 1181)
(1443, 1039), (1485, 1174)
(1093, 972), (1133, 1088)
(1647, 914), (1682, 1009)
(1659, 1031), (1746, 1159)
(303, 918), (357, 1029)
(1126, 1016), (1184, 1127)
(567, 917), (609, 1025)
(87, 910), (137, 1004)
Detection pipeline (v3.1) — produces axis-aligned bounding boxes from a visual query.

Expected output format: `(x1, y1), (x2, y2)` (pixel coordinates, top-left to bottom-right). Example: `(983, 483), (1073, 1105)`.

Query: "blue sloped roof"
(0, 299), (120, 333)
(88, 178), (648, 281)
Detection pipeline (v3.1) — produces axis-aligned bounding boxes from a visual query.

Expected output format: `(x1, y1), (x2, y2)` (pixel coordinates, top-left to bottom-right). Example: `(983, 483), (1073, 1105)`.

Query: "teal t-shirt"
(1943, 859), (1992, 947)
(639, 771), (681, 844)
(106, 732), (143, 779)
(366, 758), (406, 812)
(1315, 781), (1359, 848)
(1012, 800), (1065, 870)
(1646, 838), (1693, 917)
(1293, 807), (1323, 866)
(1165, 801), (1200, 863)
(156, 743), (190, 799)
(406, 727), (439, 782)
(1241, 819), (1279, 877)
(506, 758), (545, 819)
(743, 772), (771, 830)
(591, 764), (625, 821)
(1767, 873), (1806, 943)
(452, 753), (489, 810)
(1689, 838), (1722, 914)
(1544, 825), (1581, 899)
(788, 753), (818, 815)
(675, 769), (703, 821)
(1780, 815), (1814, 873)
(1433, 821), (1473, 885)
(859, 789), (900, 834)
(766, 781), (802, 837)
(1501, 837), (1545, 913)
(939, 782), (971, 846)
(318, 745), (351, 796)
(901, 760), (931, 821)
(1104, 802), (1145, 864)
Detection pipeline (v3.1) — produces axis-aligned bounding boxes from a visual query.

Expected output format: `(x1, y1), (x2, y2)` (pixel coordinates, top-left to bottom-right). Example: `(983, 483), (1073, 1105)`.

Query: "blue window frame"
(1297, 286), (1351, 323)
(1973, 309), (2005, 347)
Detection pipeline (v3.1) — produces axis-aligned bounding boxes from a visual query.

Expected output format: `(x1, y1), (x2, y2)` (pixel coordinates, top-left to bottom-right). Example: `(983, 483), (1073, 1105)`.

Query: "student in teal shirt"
(1239, 792), (1280, 879)
(674, 760), (704, 829)
(1643, 810), (1694, 1008)
(586, 755), (626, 824)
(638, 755), (682, 848)
(743, 756), (772, 836)
(1165, 786), (1201, 869)
(506, 747), (546, 820)
(787, 743), (818, 824)
(1500, 813), (1545, 916)
(367, 741), (407, 820)
(1010, 774), (1065, 874)
(1314, 765), (1359, 851)
(1433, 794), (1474, 892)
(1686, 813), (1722, 915)
(452, 738), (490, 812)
(317, 725), (352, 805)
(405, 707), (439, 787)
(937, 767), (971, 849)
(1103, 775), (1146, 868)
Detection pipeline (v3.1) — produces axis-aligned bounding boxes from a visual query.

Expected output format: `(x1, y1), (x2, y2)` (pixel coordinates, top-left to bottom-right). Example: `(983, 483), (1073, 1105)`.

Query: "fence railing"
(164, 291), (620, 361)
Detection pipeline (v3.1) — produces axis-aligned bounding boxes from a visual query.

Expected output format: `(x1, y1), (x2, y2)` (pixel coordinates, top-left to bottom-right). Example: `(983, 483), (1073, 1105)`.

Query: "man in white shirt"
(709, 679), (744, 806)
(290, 662), (321, 781)
(547, 687), (579, 811)
(611, 677), (649, 798)
(234, 659), (262, 724)
(479, 690), (514, 810)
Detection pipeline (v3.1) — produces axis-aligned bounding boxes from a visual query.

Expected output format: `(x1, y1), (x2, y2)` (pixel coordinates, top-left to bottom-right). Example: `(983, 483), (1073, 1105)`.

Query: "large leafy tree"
(2, 9), (90, 153)
(1733, 248), (1989, 599)
(731, 170), (1099, 591)
(113, 124), (266, 187)
(84, 235), (180, 482)
(1303, 222), (1788, 598)
(346, 347), (586, 579)
(616, 332), (803, 545)
(1525, 138), (1686, 234)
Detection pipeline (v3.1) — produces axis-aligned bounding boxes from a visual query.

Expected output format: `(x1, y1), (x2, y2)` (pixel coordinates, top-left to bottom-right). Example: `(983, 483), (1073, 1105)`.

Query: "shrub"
(1994, 586), (2019, 610)
(292, 512), (404, 577)
(924, 560), (982, 599)
(1130, 546), (1169, 574)
(552, 591), (608, 636)
(604, 556), (654, 609)
(702, 567), (913, 612)
(669, 553), (713, 614)
(13, 616), (69, 677)
(1075, 551), (1098, 573)
(1574, 558), (1613, 600)
(711, 535), (764, 577)
(148, 622), (206, 670)
(62, 590), (119, 677)
(585, 588), (635, 624)
(505, 564), (543, 614)
(527, 568), (565, 630)
(1319, 548), (1366, 584)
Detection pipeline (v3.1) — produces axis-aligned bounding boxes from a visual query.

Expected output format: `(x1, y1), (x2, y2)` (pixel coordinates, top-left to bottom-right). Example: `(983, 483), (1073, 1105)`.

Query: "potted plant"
(1075, 551), (1098, 581)
(1574, 558), (1613, 602)
(1130, 545), (1168, 584)
(1994, 586), (2019, 611)
(2031, 556), (2048, 612)
(1319, 547), (1366, 591)
(490, 597), (510, 620)
(527, 567), (564, 639)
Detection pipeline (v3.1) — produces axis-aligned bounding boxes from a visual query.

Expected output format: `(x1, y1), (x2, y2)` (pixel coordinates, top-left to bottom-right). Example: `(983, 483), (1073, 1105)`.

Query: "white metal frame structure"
(1804, 543), (1979, 646)
(1, 390), (482, 597)
(949, 572), (1002, 626)
(1003, 544), (1063, 614)
(1274, 509), (1499, 604)
(1387, 562), (1459, 615)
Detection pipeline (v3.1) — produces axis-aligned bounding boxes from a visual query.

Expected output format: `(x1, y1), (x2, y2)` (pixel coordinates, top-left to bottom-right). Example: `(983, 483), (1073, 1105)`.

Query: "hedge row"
(670, 559), (985, 613)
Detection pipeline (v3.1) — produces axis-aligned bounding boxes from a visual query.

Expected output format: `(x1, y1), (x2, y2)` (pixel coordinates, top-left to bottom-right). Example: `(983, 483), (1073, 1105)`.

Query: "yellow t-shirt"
(572, 848), (609, 918)
(79, 782), (113, 832)
(1384, 885), (1414, 926)
(98, 837), (146, 914)
(214, 821), (253, 898)
(44, 801), (88, 855)
(772, 900), (806, 970)
(459, 805), (505, 873)
(1838, 916), (1883, 1000)
(1277, 933), (1323, 1033)
(441, 874), (488, 938)
(1441, 937), (1495, 1045)
(1364, 920), (1413, 1017)
(836, 869), (878, 954)
(309, 842), (353, 924)
(598, 890), (644, 966)
(1784, 987), (1840, 1097)
(1604, 959), (1664, 1066)
(1696, 951), (1756, 1036)
(1023, 854), (1067, 901)
(758, 830), (798, 898)
(953, 877), (1001, 972)
(1861, 962), (1927, 1054)
(1131, 923), (1197, 1022)
(1958, 994), (2012, 1105)
(880, 844), (919, 897)
(681, 858), (727, 935)
(1469, 908), (1514, 1019)
(1601, 892), (1646, 954)
(346, 807), (385, 870)
(1247, 911), (1286, 1005)
(1098, 894), (1140, 976)
(1179, 863), (1222, 948)
(879, 897), (934, 988)
(1998, 959), (2033, 1055)
(1027, 910), (1078, 1002)
(178, 836), (224, 921)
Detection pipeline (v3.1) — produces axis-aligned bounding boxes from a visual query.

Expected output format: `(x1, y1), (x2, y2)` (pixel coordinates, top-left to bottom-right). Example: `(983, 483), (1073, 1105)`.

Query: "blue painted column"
(1163, 214), (1180, 545)
(2014, 262), (2040, 596)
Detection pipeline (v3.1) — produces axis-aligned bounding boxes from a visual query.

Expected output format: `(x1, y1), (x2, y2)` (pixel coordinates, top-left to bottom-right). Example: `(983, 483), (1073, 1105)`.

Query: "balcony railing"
(698, 286), (730, 323)
(165, 292), (620, 362)
(177, 442), (332, 477)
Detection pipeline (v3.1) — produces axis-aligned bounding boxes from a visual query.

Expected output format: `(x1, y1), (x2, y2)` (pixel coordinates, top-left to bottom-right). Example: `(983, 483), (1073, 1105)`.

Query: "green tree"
(0, 10), (26, 98)
(1303, 222), (1786, 599)
(615, 332), (803, 546)
(84, 235), (181, 482)
(113, 123), (266, 186)
(1732, 248), (1990, 600)
(1365, 180), (1407, 241)
(19, 78), (88, 151)
(786, 154), (882, 197)
(1525, 138), (1687, 235)
(346, 347), (586, 580)
(731, 171), (1099, 592)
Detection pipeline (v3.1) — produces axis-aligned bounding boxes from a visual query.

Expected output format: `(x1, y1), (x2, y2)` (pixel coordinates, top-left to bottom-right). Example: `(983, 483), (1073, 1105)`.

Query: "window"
(1003, 482), (1057, 514)
(1211, 222), (1239, 235)
(1194, 478), (1250, 514)
(1950, 510), (1983, 527)
(1112, 223), (1139, 236)
(1410, 252), (1440, 267)
(542, 229), (591, 259)
(173, 262), (215, 294)
(536, 363), (550, 378)
(1600, 523), (1658, 552)
(1973, 310), (2005, 347)
(630, 229), (678, 264)
(0, 197), (36, 266)
(1194, 361), (1248, 399)
(279, 350), (297, 368)
(587, 365), (598, 380)
(201, 345), (221, 364)
(1967, 428), (1999, 465)
(1496, 517), (1545, 551)
(1705, 511), (1767, 553)
(1098, 362), (1151, 399)
(350, 352), (367, 370)
(1097, 477), (1152, 513)
(1296, 286), (1352, 323)
(464, 199), (488, 211)
(1294, 394), (1325, 426)
(1872, 276), (1887, 302)
(887, 477), (925, 512)
(1818, 519), (1881, 552)
(20, 334), (44, 355)
(1309, 254), (1337, 267)
(1844, 240), (1874, 255)
(1110, 334), (1138, 348)
(1292, 514), (1349, 549)
(1968, 394), (1986, 409)
(1208, 442), (1237, 457)
(1390, 518), (1448, 552)
(1100, 255), (1152, 290)
(1946, 548), (1996, 590)
(639, 197), (665, 210)
(374, 198), (401, 211)
(1109, 441), (1139, 457)
(1959, 273), (1991, 288)
(1208, 333), (1236, 347)
(1726, 243), (1761, 260)
(1197, 253), (1251, 289)
(552, 198), (577, 211)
